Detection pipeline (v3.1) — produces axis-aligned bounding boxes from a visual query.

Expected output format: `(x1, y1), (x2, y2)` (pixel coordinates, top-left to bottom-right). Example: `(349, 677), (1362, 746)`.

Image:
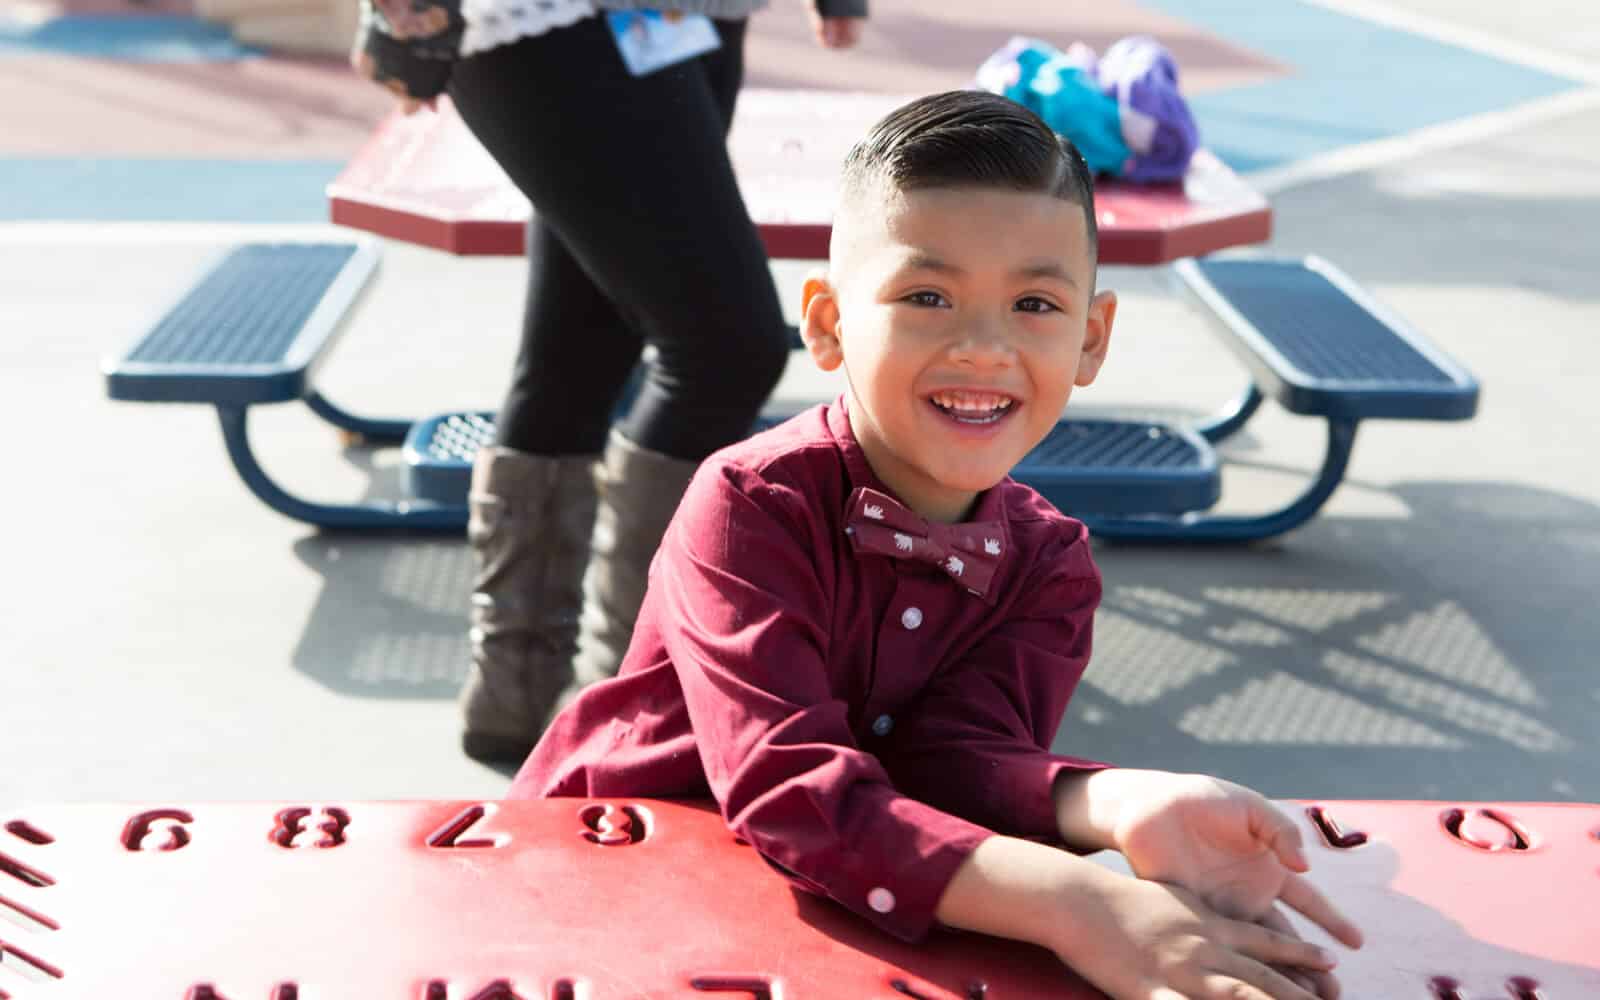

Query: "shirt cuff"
(1017, 754), (1112, 839)
(757, 796), (993, 944)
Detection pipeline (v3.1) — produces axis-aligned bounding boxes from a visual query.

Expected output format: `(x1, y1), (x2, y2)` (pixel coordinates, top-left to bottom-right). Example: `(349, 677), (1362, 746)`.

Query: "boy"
(510, 90), (1363, 999)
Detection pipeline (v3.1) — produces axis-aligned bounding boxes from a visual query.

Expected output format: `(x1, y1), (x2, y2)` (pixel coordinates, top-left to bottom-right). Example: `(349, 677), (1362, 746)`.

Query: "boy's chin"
(933, 464), (1012, 496)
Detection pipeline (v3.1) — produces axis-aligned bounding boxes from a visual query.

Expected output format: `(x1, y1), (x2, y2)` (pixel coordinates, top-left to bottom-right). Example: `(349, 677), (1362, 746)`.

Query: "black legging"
(448, 16), (791, 461)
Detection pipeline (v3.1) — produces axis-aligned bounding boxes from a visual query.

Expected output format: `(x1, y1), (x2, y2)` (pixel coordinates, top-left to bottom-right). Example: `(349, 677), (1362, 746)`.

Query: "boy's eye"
(904, 291), (949, 308)
(1015, 296), (1059, 314)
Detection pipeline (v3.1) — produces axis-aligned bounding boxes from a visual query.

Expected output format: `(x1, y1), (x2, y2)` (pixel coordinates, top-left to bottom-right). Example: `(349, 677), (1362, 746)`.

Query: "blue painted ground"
(1140, 0), (1582, 173)
(0, 158), (345, 222)
(0, 14), (259, 60)
(0, 1), (1588, 221)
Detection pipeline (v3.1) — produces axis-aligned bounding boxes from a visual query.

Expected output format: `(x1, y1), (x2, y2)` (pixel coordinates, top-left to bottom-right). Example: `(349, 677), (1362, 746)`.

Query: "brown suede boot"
(546, 429), (698, 724)
(459, 445), (599, 763)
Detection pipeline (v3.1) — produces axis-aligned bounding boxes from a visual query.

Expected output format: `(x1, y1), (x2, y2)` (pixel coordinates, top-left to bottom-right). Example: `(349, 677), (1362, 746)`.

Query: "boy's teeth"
(933, 391), (1012, 413)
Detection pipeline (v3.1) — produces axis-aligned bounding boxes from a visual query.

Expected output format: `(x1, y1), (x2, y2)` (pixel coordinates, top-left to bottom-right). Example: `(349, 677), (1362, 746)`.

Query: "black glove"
(815, 0), (867, 17)
(355, 0), (465, 101)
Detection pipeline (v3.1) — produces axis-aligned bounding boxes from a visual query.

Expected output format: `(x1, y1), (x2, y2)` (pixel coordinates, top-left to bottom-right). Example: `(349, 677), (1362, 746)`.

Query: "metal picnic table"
(325, 89), (1273, 265)
(313, 89), (1286, 537)
(3, 797), (1596, 996)
(104, 88), (1477, 540)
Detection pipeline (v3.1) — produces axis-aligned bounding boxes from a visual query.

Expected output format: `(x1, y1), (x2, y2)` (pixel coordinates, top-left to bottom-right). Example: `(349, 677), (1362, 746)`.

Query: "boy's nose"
(947, 321), (1016, 367)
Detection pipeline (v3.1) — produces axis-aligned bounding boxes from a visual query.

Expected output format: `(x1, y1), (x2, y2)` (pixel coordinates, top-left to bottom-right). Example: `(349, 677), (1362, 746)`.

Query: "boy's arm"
(652, 463), (996, 942)
(935, 834), (1337, 1000)
(864, 515), (1363, 957)
(636, 468), (1346, 997)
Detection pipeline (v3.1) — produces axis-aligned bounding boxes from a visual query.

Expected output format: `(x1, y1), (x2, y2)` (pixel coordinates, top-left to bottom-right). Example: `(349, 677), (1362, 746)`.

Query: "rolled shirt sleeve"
(656, 462), (993, 942)
(875, 529), (1110, 841)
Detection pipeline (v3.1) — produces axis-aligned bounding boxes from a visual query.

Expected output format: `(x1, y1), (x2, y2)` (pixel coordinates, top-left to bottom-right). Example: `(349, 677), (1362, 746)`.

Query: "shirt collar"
(825, 394), (1014, 593)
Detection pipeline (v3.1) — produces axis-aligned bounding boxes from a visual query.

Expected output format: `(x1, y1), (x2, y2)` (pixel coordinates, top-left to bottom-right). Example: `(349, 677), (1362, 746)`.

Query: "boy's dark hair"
(840, 89), (1099, 262)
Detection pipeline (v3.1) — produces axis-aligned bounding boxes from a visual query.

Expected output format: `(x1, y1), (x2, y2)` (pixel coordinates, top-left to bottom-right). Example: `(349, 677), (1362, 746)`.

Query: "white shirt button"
(872, 714), (894, 737)
(867, 887), (896, 913)
(900, 606), (923, 630)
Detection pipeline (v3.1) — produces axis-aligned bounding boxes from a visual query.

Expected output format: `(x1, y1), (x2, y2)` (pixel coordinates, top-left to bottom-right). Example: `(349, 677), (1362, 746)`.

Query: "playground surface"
(1, 0), (1598, 811)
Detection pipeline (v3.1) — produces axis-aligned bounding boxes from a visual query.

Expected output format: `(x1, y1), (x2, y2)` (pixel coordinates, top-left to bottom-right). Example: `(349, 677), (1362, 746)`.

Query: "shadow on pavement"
(283, 458), (1600, 801)
(1068, 479), (1600, 801)
(288, 443), (473, 702)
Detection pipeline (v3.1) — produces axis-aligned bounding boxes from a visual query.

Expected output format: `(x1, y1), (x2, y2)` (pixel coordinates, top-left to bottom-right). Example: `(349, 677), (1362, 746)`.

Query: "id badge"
(606, 9), (720, 76)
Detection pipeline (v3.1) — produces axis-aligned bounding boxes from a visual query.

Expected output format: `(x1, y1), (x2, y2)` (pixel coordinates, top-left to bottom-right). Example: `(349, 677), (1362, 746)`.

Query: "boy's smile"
(804, 184), (1116, 523)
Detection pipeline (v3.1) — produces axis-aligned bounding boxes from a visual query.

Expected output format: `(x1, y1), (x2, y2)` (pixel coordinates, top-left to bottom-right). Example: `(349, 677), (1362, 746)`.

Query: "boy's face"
(803, 183), (1116, 523)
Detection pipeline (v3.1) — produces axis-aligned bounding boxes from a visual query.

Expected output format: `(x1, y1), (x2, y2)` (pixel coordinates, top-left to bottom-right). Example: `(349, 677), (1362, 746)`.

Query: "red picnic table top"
(328, 89), (1271, 266)
(4, 798), (1596, 996)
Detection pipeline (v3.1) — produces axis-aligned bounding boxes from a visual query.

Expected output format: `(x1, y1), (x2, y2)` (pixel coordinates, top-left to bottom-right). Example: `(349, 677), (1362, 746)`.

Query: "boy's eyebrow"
(901, 252), (963, 275)
(900, 252), (1080, 289)
(1014, 260), (1080, 289)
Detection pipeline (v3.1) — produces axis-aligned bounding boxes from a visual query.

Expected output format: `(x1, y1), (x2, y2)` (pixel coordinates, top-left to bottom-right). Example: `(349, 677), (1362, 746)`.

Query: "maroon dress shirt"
(510, 397), (1106, 942)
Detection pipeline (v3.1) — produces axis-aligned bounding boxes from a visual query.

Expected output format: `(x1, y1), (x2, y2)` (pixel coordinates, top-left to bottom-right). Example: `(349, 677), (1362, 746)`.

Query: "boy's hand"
(1055, 871), (1337, 1000)
(936, 835), (1342, 1000)
(1258, 905), (1344, 1000)
(1107, 771), (1363, 950)
(807, 11), (864, 48)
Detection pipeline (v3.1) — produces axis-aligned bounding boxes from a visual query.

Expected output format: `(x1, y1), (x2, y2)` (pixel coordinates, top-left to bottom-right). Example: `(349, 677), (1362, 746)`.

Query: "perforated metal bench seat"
(1081, 254), (1482, 542)
(104, 243), (379, 405)
(101, 241), (468, 531)
(1174, 256), (1479, 421)
(1014, 419), (1218, 515)
(404, 411), (1221, 517)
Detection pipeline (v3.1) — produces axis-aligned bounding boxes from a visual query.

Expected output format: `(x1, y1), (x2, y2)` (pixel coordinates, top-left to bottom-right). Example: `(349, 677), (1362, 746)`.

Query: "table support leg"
(1195, 383), (1265, 444)
(1081, 418), (1358, 543)
(216, 406), (468, 532)
(304, 390), (415, 445)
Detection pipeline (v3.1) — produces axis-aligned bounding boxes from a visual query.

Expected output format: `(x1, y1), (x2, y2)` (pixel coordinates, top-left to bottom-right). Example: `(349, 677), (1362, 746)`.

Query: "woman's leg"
(616, 19), (788, 458)
(451, 15), (789, 461)
(565, 17), (795, 709)
(494, 219), (644, 456)
(448, 16), (788, 758)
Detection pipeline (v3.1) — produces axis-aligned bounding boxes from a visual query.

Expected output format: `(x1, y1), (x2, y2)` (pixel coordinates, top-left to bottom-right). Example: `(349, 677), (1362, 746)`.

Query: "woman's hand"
(1109, 771), (1363, 950)
(806, 11), (864, 49)
(351, 50), (438, 115)
(374, 0), (450, 38)
(1055, 870), (1338, 1000)
(350, 0), (458, 114)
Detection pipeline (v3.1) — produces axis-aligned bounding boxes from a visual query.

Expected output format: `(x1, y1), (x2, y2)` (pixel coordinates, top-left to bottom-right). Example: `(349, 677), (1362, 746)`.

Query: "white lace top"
(460, 0), (594, 57)
(460, 0), (773, 58)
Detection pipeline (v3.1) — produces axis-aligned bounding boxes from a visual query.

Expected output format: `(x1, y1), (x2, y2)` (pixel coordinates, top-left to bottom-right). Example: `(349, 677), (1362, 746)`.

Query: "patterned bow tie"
(843, 487), (1005, 598)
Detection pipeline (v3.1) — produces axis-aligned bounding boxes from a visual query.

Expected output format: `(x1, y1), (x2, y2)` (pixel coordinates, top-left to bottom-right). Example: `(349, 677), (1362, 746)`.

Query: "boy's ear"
(801, 273), (844, 372)
(1075, 289), (1117, 387)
